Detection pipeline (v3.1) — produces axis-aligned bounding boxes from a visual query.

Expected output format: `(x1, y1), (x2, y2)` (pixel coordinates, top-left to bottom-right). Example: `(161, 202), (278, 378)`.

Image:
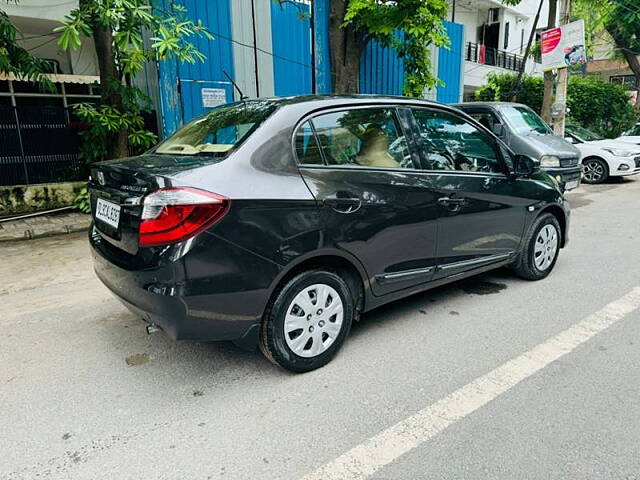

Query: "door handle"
(325, 193), (362, 214)
(437, 197), (466, 206)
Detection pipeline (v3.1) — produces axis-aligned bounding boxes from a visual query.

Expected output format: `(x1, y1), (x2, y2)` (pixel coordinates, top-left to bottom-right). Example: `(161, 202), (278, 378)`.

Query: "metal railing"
(465, 42), (526, 72)
(0, 104), (159, 186)
(0, 105), (86, 186)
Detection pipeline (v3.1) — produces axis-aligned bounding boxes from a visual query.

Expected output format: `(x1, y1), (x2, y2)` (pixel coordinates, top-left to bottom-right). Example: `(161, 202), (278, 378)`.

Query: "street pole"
(553, 0), (571, 136)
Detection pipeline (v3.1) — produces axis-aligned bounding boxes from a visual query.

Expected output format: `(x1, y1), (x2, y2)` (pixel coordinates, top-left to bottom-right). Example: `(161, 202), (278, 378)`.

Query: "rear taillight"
(139, 187), (229, 247)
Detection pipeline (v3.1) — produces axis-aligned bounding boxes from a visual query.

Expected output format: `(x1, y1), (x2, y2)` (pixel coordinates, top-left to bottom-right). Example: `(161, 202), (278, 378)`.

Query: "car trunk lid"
(89, 154), (209, 255)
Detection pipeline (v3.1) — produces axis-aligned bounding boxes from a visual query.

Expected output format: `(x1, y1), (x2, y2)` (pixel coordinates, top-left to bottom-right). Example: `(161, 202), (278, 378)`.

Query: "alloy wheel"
(284, 283), (344, 358)
(583, 160), (606, 183)
(534, 224), (558, 271)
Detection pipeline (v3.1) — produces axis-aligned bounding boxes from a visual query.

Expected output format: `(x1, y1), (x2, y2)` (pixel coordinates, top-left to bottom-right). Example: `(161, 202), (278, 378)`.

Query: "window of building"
(610, 75), (636, 89)
(504, 22), (510, 50)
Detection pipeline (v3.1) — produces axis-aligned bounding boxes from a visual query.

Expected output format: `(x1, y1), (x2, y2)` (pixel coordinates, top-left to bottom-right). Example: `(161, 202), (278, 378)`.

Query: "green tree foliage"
(475, 73), (544, 113)
(572, 0), (640, 90)
(476, 73), (636, 137)
(55, 0), (213, 161)
(341, 0), (449, 96)
(0, 9), (52, 88)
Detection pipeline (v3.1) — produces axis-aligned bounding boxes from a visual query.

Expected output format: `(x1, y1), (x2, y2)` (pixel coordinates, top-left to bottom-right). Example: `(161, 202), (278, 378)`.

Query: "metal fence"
(465, 42), (525, 72)
(0, 104), (86, 186)
(0, 104), (159, 186)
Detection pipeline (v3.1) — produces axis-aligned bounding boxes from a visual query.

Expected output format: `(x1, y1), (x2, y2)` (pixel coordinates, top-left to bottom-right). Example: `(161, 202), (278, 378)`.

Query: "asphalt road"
(1, 178), (640, 480)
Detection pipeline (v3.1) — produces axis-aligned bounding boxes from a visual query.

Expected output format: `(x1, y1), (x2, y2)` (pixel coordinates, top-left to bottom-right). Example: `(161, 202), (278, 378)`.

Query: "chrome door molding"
(375, 266), (434, 285)
(438, 252), (514, 271)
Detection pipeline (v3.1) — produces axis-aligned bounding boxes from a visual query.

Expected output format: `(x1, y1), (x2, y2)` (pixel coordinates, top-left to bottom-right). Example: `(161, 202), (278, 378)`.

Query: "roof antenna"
(223, 70), (249, 101)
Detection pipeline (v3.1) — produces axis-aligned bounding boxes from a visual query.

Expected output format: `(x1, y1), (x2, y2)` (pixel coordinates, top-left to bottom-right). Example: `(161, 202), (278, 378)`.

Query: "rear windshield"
(154, 101), (277, 156)
(499, 106), (551, 135)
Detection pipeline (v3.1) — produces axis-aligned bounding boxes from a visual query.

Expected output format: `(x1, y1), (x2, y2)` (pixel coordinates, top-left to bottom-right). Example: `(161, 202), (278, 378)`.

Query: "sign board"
(201, 88), (227, 108)
(541, 20), (587, 72)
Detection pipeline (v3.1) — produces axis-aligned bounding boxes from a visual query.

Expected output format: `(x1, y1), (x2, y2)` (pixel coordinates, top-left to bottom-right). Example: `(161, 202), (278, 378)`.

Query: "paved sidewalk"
(0, 211), (91, 242)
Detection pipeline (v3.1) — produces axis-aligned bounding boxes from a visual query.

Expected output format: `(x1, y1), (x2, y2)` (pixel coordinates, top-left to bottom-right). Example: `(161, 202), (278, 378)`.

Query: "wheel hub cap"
(534, 224), (559, 271)
(284, 283), (344, 358)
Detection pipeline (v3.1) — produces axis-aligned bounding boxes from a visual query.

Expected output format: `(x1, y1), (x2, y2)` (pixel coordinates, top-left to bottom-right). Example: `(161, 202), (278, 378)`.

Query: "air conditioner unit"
(488, 8), (500, 23)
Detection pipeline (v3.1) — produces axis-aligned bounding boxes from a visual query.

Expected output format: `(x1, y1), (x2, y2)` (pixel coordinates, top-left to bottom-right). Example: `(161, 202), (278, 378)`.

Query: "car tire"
(259, 270), (354, 373)
(512, 213), (561, 281)
(582, 157), (609, 184)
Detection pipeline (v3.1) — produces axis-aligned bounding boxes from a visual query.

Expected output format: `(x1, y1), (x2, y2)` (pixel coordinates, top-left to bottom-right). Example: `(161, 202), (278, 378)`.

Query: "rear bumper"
(90, 227), (278, 343)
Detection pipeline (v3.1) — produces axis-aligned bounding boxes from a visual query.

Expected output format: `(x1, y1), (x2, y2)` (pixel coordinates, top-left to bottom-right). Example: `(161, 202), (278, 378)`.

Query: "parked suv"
(89, 96), (570, 372)
(453, 102), (582, 190)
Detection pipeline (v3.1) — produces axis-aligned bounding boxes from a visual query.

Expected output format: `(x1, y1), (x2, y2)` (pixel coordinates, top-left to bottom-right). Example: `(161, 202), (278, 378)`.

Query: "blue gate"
(271, 1), (312, 97)
(360, 35), (405, 96)
(153, 0), (235, 137)
(437, 21), (464, 104)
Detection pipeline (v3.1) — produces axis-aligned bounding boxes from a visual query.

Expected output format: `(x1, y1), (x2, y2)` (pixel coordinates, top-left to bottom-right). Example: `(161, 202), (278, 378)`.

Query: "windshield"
(155, 101), (277, 156)
(624, 124), (640, 136)
(500, 106), (551, 135)
(566, 125), (603, 141)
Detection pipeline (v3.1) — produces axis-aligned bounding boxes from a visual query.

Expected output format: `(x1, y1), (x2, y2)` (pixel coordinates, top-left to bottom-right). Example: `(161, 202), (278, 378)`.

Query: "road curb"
(0, 213), (91, 243)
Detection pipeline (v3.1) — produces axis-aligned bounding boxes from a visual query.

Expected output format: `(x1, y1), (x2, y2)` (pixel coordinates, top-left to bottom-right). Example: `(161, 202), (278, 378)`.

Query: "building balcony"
(465, 42), (525, 72)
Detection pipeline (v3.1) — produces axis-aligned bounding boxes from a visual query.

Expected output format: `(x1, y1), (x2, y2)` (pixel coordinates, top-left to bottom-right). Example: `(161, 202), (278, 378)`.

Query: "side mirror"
(564, 136), (576, 144)
(514, 154), (540, 176)
(492, 123), (505, 137)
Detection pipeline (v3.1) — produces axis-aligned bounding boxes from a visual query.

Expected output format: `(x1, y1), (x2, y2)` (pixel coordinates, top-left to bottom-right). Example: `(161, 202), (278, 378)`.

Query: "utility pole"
(553, 0), (571, 136)
(541, 0), (557, 124)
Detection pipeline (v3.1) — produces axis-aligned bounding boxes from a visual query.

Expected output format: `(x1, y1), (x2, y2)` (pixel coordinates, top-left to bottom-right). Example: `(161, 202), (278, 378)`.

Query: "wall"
(9, 15), (99, 76)
(3, 0), (77, 22)
(0, 181), (85, 215)
(231, 0), (275, 98)
(453, 0), (548, 92)
(437, 21), (464, 103)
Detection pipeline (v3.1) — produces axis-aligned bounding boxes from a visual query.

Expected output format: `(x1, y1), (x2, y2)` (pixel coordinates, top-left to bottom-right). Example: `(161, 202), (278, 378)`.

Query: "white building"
(452, 0), (551, 100)
(3, 0), (98, 77)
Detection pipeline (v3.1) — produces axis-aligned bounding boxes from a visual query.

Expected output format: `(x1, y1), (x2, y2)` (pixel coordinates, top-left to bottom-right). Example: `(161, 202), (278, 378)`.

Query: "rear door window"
(308, 108), (413, 169)
(295, 121), (324, 165)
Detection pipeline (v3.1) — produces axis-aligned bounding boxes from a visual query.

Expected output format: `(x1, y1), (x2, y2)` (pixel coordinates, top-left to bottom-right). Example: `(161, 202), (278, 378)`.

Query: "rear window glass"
(155, 101), (276, 156)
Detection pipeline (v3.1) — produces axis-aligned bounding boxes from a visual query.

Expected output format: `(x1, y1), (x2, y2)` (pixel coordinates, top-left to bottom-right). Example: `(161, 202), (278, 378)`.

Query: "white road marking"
(299, 287), (640, 480)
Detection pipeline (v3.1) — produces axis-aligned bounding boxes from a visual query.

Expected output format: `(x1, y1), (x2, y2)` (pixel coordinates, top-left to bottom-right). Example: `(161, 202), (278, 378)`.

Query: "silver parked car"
(453, 102), (582, 191)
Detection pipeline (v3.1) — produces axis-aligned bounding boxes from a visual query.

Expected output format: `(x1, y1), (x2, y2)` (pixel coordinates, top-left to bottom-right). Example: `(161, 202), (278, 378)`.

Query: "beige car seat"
(355, 125), (399, 168)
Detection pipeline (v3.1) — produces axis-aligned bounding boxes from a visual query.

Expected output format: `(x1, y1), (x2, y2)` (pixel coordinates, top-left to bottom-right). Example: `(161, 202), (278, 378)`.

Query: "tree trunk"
(622, 50), (640, 92)
(87, 3), (128, 160)
(329, 0), (365, 94)
(607, 23), (640, 107)
(541, 0), (557, 123)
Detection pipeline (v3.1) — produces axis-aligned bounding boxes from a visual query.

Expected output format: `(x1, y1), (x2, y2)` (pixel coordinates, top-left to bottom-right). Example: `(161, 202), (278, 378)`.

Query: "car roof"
(224, 94), (451, 112)
(451, 102), (527, 109)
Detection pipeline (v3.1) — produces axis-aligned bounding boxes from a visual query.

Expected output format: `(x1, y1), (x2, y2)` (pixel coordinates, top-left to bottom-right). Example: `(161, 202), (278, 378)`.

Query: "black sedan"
(89, 95), (570, 372)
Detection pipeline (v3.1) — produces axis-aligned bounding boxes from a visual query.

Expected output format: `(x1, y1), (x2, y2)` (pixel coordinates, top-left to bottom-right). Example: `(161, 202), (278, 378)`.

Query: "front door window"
(411, 108), (506, 175)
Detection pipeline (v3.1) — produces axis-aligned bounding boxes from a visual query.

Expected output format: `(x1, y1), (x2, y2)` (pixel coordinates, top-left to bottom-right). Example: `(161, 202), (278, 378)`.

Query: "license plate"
(95, 197), (121, 229)
(564, 180), (579, 190)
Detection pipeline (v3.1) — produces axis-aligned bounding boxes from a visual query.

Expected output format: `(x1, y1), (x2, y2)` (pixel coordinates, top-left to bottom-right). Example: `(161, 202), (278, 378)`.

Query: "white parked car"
(564, 124), (640, 184)
(617, 123), (640, 146)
